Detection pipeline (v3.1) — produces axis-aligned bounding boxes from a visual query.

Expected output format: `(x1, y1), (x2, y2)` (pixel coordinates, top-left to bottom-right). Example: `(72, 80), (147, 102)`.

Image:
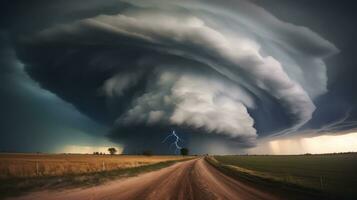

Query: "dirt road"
(10, 158), (280, 200)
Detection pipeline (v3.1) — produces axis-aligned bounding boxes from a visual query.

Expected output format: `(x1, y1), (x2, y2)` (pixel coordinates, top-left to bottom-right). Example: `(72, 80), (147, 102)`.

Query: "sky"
(0, 0), (357, 154)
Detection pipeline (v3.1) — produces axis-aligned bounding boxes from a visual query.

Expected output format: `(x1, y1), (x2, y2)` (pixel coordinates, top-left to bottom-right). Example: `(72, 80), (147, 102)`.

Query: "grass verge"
(205, 156), (331, 200)
(0, 157), (193, 199)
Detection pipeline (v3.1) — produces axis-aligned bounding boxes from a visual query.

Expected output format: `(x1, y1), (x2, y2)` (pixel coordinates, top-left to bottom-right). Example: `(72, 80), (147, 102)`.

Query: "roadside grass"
(208, 154), (357, 200)
(0, 157), (194, 199)
(0, 154), (187, 178)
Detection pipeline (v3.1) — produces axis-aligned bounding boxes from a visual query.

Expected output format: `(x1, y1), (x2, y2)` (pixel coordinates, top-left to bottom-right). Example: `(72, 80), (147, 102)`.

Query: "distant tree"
(142, 150), (153, 156)
(93, 152), (99, 155)
(180, 148), (189, 156)
(108, 147), (117, 155)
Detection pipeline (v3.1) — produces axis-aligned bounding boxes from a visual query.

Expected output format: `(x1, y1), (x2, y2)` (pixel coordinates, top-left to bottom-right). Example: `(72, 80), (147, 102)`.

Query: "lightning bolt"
(162, 130), (183, 154)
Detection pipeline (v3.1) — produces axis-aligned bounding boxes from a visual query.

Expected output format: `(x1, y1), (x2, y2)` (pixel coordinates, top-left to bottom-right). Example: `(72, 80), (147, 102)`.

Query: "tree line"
(93, 147), (189, 156)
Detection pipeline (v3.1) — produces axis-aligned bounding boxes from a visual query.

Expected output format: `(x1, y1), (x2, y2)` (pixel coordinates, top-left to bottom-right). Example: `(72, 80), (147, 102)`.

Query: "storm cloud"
(3, 0), (352, 154)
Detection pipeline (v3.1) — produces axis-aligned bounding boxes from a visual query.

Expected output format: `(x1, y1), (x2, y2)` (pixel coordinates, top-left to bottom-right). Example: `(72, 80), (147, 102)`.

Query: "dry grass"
(0, 153), (187, 179)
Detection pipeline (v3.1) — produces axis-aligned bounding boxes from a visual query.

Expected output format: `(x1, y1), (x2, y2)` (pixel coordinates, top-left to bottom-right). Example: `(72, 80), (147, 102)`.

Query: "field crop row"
(0, 154), (187, 178)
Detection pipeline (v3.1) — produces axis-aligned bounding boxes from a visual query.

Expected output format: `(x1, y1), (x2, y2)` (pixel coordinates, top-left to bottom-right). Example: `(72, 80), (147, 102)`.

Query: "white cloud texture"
(26, 0), (338, 144)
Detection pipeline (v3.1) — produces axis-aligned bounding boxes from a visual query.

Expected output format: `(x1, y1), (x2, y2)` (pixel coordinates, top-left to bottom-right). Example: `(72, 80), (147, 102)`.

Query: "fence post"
(102, 161), (105, 171)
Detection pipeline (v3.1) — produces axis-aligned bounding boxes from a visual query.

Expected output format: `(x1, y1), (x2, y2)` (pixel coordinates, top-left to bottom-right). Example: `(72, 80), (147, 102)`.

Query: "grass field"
(0, 154), (193, 199)
(212, 154), (357, 199)
(0, 153), (188, 179)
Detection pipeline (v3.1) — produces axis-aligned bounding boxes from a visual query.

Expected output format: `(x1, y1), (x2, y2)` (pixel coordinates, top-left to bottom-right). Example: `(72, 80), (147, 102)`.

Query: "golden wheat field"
(0, 153), (187, 179)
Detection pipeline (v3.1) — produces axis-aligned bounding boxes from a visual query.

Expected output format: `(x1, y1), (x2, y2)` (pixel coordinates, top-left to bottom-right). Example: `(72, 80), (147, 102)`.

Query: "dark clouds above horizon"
(1, 0), (357, 154)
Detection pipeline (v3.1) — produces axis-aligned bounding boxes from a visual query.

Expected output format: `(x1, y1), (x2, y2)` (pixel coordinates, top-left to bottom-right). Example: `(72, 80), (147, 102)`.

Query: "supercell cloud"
(10, 0), (340, 153)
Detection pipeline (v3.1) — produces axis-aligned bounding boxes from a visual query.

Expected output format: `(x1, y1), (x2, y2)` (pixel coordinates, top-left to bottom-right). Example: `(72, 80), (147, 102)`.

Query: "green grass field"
(213, 154), (357, 199)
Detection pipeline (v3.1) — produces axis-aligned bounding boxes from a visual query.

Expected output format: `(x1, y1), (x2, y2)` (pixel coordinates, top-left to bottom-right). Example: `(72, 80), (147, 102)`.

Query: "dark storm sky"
(0, 0), (356, 154)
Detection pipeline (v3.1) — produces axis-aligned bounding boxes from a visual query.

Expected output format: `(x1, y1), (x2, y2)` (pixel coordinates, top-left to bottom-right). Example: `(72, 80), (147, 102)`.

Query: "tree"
(108, 147), (117, 155)
(142, 150), (153, 156)
(180, 148), (189, 156)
